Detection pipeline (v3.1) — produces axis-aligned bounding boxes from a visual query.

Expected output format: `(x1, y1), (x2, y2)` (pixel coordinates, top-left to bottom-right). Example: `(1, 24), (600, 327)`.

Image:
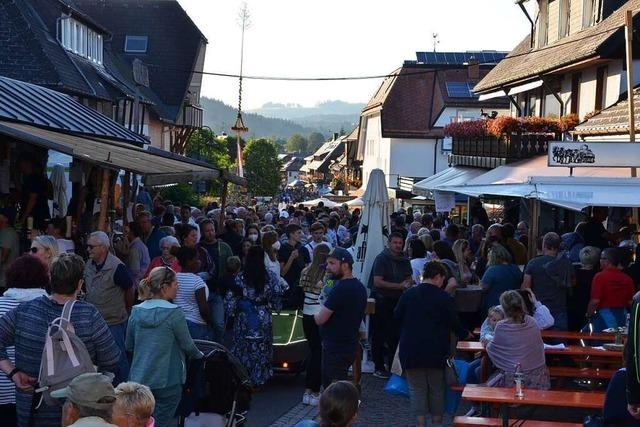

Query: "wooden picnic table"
(472, 328), (618, 342)
(461, 386), (604, 427)
(457, 341), (623, 358)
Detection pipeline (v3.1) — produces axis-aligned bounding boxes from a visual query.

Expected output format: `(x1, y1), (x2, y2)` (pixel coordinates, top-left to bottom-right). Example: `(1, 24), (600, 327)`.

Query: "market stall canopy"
(286, 179), (306, 188)
(0, 76), (245, 186)
(442, 155), (635, 210)
(412, 166), (488, 197)
(345, 197), (364, 207)
(301, 197), (339, 208)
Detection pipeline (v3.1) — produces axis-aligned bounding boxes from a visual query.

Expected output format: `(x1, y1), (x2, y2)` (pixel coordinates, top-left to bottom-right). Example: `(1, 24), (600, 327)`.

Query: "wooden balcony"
(450, 133), (557, 168)
(180, 104), (203, 129)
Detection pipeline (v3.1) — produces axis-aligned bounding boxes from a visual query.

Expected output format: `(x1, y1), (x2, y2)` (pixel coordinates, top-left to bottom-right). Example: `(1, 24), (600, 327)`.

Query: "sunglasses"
(29, 247), (39, 253)
(163, 266), (172, 284)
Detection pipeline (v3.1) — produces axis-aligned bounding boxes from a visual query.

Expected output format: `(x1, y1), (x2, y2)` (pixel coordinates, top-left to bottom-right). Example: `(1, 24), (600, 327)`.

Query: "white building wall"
(388, 138), (449, 188)
(361, 114), (391, 188)
(578, 67), (598, 119)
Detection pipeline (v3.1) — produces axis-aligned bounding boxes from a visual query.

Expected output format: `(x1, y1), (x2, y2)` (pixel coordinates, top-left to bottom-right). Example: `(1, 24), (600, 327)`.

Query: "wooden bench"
(453, 416), (581, 427)
(548, 366), (616, 379)
(473, 328), (618, 342)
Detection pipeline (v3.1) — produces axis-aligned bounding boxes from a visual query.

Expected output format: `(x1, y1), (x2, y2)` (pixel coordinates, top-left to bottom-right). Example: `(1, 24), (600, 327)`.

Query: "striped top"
(0, 288), (48, 405)
(175, 273), (209, 325)
(0, 296), (120, 427)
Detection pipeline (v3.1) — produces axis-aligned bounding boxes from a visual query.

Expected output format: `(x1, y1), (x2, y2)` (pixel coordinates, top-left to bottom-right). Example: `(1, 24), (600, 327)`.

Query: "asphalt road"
(245, 373), (307, 427)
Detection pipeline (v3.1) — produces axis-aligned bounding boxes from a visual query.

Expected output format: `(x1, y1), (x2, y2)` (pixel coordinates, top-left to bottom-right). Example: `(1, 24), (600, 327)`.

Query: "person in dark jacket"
(370, 232), (412, 378)
(395, 261), (469, 427)
(626, 294), (640, 421)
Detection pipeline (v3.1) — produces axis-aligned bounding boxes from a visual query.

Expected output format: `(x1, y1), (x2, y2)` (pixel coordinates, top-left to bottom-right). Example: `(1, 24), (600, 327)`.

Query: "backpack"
(37, 300), (96, 407)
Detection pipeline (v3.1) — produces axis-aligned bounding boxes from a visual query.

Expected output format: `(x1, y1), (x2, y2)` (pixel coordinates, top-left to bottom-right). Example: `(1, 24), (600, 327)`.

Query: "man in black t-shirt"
(278, 223), (310, 309)
(315, 248), (367, 389)
(17, 157), (50, 229)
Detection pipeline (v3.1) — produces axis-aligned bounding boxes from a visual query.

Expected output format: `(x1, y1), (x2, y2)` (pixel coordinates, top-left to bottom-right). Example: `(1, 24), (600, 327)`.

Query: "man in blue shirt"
(315, 248), (367, 389)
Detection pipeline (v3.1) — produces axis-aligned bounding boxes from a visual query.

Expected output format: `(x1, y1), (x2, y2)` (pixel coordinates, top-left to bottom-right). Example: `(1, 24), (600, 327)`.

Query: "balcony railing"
(450, 133), (557, 167)
(181, 104), (203, 129)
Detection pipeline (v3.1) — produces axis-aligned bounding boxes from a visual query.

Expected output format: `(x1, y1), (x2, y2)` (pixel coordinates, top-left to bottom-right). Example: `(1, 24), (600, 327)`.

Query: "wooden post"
(626, 10), (637, 175)
(98, 169), (111, 232)
(219, 178), (229, 228)
(527, 198), (540, 259)
(122, 172), (131, 224)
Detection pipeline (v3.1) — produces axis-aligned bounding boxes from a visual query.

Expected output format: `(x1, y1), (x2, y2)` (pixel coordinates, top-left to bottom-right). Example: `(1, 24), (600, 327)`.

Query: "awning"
(442, 156), (636, 210)
(478, 89), (508, 101)
(412, 166), (488, 197)
(0, 121), (222, 186)
(507, 80), (543, 96)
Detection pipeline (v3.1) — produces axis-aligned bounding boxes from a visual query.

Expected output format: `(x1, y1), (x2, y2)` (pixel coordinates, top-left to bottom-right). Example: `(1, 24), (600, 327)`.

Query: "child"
(480, 305), (505, 345)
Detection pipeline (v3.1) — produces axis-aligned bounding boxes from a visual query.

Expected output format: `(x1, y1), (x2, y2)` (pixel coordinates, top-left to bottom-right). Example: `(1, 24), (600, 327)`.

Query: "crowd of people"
(2, 180), (640, 427)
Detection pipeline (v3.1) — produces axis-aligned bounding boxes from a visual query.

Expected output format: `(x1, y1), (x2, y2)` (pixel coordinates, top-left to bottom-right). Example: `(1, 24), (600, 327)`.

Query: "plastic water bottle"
(514, 363), (524, 399)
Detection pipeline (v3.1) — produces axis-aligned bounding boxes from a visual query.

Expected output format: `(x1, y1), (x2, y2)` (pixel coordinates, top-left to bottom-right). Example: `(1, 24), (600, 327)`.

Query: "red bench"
(454, 417), (581, 426)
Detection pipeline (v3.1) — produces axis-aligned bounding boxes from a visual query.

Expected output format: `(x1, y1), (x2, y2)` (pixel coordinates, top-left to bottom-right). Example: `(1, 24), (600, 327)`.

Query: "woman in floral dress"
(225, 245), (287, 387)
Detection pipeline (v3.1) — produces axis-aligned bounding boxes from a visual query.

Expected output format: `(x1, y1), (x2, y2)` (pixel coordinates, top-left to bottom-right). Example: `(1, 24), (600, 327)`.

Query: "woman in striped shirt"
(0, 253), (120, 427)
(298, 243), (330, 406)
(0, 255), (49, 426)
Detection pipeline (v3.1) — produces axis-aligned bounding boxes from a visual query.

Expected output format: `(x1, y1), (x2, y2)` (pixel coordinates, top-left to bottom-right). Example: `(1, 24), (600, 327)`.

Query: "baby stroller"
(178, 340), (252, 427)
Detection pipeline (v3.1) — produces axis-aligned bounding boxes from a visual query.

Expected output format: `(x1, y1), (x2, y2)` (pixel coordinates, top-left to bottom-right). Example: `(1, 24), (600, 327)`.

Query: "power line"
(144, 22), (626, 81)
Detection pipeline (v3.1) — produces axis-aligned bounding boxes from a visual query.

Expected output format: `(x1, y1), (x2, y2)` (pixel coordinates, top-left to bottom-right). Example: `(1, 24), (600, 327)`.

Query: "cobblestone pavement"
(269, 374), (460, 427)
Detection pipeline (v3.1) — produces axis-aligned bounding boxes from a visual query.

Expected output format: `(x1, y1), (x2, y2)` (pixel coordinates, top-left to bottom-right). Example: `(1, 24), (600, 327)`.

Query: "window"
(537, 0), (549, 48)
(583, 0), (601, 28)
(445, 82), (477, 98)
(58, 16), (104, 65)
(124, 36), (148, 53)
(558, 0), (571, 39)
(595, 66), (608, 111)
(570, 72), (582, 115)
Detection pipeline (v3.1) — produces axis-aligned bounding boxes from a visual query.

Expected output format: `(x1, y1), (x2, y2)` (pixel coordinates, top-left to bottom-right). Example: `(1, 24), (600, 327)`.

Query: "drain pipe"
(517, 0), (535, 48)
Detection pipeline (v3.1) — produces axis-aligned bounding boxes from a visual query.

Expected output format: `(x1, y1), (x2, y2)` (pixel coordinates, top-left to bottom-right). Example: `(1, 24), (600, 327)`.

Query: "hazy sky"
(177, 0), (530, 110)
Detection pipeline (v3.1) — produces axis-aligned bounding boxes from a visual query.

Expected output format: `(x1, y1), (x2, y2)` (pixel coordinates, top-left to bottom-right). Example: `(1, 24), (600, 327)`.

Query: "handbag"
(445, 357), (459, 386)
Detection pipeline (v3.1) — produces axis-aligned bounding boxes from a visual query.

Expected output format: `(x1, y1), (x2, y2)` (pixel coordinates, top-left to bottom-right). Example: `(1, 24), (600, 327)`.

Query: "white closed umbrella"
(50, 163), (67, 218)
(352, 169), (390, 289)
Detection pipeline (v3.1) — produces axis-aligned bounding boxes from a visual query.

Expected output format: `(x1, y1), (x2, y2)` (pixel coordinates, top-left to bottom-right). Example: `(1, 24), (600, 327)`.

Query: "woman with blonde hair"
(126, 267), (203, 427)
(479, 244), (521, 312)
(452, 239), (474, 286)
(112, 382), (156, 427)
(486, 290), (549, 390)
(418, 232), (434, 254)
(299, 242), (331, 405)
(29, 235), (59, 268)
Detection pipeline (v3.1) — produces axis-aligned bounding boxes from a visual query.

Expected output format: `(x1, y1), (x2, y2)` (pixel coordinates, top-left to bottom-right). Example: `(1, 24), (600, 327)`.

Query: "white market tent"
(300, 197), (339, 208)
(412, 166), (488, 197)
(440, 156), (640, 211)
(345, 197), (364, 207)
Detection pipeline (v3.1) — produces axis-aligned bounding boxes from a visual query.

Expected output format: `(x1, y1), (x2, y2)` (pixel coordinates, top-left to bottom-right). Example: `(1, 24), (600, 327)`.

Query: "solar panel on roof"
(415, 51), (508, 65)
(445, 82), (477, 98)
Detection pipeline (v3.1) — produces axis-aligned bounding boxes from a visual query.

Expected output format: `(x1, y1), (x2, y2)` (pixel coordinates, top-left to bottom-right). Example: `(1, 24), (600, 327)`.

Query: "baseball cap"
(327, 247), (354, 265)
(279, 211), (289, 219)
(50, 372), (116, 409)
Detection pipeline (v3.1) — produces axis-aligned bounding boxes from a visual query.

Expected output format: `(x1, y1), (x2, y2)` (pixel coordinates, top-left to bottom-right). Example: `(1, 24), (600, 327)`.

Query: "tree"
(243, 138), (281, 196)
(285, 134), (308, 153)
(186, 128), (232, 196)
(307, 131), (326, 153)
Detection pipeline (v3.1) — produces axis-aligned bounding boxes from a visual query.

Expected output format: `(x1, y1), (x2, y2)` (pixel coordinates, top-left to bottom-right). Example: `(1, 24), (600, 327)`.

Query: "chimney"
(468, 57), (480, 81)
(333, 132), (339, 140)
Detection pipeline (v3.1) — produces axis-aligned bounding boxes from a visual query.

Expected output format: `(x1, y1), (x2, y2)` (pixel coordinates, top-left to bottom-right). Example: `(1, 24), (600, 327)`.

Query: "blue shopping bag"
(383, 374), (410, 398)
(444, 359), (470, 415)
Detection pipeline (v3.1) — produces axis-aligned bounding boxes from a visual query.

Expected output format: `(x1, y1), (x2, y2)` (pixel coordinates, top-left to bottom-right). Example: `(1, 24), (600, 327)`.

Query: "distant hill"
(201, 98), (363, 141)
(201, 97), (313, 140)
(248, 100), (363, 136)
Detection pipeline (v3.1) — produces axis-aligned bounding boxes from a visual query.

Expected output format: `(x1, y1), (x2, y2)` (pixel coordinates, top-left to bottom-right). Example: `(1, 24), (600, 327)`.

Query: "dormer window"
(124, 36), (148, 53)
(582, 0), (602, 28)
(59, 16), (103, 65)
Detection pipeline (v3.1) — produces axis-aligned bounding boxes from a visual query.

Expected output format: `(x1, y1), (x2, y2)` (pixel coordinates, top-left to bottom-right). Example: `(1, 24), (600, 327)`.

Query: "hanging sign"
(548, 142), (640, 168)
(434, 191), (455, 213)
